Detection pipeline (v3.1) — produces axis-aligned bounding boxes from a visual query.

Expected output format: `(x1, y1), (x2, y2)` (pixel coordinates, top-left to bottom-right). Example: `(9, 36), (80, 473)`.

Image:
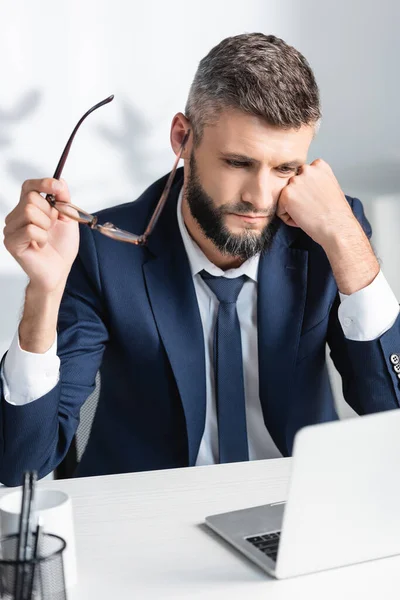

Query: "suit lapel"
(143, 172), (206, 466)
(257, 229), (308, 455)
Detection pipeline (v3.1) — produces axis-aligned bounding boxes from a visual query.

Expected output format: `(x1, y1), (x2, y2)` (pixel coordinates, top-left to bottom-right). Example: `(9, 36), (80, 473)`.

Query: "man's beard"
(185, 152), (281, 261)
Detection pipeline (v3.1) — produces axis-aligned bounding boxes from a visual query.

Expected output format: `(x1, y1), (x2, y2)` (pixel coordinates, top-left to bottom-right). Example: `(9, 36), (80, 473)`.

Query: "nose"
(241, 170), (277, 213)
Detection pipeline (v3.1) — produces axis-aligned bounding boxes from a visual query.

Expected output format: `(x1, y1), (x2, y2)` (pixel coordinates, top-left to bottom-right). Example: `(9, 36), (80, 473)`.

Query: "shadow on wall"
(96, 99), (171, 202)
(0, 275), (28, 358)
(0, 90), (44, 220)
(1, 92), (164, 218)
(0, 90), (41, 148)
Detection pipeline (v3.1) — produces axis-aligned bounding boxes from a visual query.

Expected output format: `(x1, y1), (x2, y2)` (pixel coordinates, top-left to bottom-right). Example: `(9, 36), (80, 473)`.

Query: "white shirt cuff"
(338, 271), (399, 341)
(1, 330), (60, 405)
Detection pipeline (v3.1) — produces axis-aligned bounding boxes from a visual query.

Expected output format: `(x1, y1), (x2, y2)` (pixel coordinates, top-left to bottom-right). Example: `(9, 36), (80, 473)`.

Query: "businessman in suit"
(1, 33), (399, 486)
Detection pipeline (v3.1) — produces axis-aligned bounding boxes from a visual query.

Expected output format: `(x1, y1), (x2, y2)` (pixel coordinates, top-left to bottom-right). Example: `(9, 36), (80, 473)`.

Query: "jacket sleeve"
(327, 197), (400, 414)
(0, 225), (109, 486)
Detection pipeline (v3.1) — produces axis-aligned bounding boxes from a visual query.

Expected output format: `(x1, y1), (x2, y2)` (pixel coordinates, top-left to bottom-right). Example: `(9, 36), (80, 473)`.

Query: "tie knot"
(201, 271), (247, 304)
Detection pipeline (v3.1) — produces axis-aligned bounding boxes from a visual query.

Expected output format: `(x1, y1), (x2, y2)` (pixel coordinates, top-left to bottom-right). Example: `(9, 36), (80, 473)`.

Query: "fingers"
(289, 160), (338, 192)
(5, 177), (70, 228)
(6, 190), (54, 222)
(20, 178), (70, 211)
(276, 198), (299, 228)
(276, 182), (299, 228)
(4, 223), (49, 255)
(5, 202), (54, 236)
(303, 160), (343, 195)
(20, 177), (69, 202)
(296, 159), (332, 178)
(308, 159), (338, 183)
(3, 178), (72, 257)
(278, 213), (299, 228)
(310, 158), (328, 169)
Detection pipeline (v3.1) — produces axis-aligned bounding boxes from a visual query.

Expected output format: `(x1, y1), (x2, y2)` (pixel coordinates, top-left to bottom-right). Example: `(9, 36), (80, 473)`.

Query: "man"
(1, 33), (399, 487)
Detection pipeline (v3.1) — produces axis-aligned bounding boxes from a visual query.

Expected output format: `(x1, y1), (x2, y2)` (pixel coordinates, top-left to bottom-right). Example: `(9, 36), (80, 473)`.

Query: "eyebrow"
(278, 160), (304, 168)
(219, 152), (304, 168)
(220, 152), (257, 162)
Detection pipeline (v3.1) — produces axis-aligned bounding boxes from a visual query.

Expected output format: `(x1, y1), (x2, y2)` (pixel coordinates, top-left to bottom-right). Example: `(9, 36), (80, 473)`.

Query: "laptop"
(205, 408), (400, 579)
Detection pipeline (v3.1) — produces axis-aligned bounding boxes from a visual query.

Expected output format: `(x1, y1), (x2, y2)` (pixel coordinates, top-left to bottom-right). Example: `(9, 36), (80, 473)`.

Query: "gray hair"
(185, 33), (321, 144)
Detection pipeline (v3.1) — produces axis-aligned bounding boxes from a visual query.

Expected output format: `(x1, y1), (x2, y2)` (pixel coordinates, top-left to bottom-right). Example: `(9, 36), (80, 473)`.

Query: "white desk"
(2, 458), (400, 599)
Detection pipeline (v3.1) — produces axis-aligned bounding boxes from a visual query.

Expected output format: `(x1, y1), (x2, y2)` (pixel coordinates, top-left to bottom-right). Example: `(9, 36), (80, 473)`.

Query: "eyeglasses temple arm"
(141, 129), (190, 241)
(52, 95), (114, 181)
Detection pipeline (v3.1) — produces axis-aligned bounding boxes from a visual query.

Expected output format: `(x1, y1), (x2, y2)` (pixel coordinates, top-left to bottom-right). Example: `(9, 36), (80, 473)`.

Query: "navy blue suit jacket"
(1, 167), (400, 485)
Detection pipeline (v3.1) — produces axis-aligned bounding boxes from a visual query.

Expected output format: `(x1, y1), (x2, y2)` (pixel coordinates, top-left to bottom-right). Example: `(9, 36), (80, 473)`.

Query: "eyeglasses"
(45, 95), (190, 245)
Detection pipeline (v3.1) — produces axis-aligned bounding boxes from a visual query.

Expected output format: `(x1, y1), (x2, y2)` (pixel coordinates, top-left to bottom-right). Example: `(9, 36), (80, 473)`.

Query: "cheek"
(203, 167), (241, 208)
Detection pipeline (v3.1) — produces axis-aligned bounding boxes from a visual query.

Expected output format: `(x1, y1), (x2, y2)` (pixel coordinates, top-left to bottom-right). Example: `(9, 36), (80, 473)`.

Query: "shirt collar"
(176, 188), (259, 281)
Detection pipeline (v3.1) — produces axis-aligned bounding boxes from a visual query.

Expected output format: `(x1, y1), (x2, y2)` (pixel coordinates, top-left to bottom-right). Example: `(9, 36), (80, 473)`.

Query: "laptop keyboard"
(246, 531), (281, 562)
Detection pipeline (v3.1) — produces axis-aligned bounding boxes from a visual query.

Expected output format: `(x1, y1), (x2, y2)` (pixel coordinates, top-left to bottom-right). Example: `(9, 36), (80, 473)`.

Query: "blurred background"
(0, 0), (399, 417)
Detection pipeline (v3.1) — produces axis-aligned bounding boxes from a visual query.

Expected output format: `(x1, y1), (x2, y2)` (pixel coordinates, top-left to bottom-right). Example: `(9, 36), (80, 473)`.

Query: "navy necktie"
(201, 271), (249, 463)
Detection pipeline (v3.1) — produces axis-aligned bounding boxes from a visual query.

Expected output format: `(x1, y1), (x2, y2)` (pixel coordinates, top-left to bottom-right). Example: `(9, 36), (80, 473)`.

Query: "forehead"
(201, 108), (314, 163)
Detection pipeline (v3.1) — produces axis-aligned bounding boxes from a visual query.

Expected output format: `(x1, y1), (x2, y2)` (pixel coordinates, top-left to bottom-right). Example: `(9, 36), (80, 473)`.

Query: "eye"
(276, 166), (297, 175)
(225, 159), (252, 169)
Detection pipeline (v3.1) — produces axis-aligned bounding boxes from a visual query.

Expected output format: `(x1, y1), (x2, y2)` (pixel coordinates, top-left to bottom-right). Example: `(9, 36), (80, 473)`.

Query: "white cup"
(0, 489), (77, 589)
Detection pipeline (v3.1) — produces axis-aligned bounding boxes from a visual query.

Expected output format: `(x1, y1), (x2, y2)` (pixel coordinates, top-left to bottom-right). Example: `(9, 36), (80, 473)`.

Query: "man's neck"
(181, 195), (244, 271)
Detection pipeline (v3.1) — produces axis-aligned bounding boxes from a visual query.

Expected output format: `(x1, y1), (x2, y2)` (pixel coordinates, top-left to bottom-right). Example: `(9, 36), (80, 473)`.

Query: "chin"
(226, 223), (263, 236)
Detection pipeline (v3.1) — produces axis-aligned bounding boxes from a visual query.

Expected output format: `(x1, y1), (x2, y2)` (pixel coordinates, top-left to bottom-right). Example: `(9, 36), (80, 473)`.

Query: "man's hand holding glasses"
(2, 95), (189, 353)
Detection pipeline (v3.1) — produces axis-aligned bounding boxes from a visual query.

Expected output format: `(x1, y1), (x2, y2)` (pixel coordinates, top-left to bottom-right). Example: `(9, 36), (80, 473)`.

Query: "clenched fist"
(277, 158), (356, 248)
(277, 158), (379, 295)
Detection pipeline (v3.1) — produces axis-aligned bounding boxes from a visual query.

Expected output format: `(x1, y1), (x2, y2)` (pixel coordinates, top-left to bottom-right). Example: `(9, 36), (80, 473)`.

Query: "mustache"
(219, 200), (277, 218)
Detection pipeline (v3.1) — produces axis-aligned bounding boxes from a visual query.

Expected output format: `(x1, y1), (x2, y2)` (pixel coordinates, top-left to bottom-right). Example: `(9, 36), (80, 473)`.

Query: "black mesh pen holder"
(0, 533), (67, 600)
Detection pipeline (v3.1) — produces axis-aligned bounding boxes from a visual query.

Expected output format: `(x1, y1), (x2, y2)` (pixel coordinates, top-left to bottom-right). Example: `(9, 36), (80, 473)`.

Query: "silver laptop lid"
(276, 408), (400, 578)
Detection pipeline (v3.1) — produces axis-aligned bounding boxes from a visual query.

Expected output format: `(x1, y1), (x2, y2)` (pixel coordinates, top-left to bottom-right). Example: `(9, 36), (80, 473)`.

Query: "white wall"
(0, 0), (399, 417)
(0, 0), (295, 354)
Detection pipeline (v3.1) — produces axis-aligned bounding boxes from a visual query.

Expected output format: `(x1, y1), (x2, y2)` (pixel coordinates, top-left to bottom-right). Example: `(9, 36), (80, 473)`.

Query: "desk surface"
(2, 458), (400, 599)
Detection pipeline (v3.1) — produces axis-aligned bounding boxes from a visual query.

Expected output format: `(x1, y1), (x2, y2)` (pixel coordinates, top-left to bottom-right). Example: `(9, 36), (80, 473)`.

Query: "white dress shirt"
(1, 190), (399, 465)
